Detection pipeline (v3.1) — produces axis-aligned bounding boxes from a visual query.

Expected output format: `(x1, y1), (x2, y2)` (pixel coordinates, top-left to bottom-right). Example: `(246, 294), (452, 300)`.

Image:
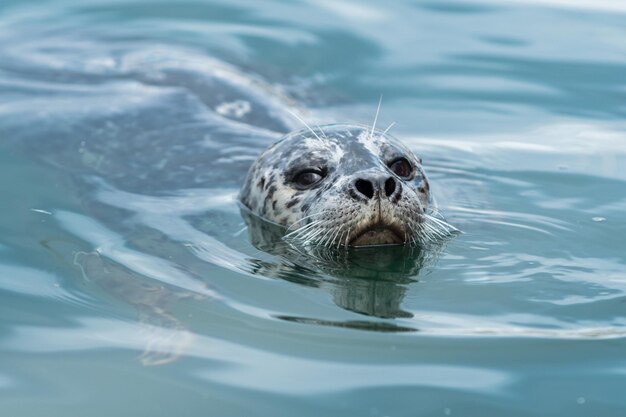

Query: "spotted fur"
(239, 124), (445, 247)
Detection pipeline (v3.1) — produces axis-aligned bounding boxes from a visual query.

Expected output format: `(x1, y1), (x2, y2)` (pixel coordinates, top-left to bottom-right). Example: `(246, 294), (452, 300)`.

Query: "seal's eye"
(389, 158), (413, 179)
(293, 170), (323, 188)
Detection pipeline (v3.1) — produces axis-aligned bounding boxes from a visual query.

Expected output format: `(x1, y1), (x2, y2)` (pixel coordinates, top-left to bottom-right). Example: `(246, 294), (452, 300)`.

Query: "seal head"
(239, 124), (432, 247)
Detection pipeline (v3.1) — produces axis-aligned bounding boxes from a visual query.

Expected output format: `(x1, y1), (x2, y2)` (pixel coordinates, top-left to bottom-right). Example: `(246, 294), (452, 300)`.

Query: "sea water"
(1, 1), (625, 416)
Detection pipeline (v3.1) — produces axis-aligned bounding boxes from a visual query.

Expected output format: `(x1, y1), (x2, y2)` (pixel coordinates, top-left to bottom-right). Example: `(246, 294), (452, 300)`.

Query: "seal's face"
(239, 124), (431, 247)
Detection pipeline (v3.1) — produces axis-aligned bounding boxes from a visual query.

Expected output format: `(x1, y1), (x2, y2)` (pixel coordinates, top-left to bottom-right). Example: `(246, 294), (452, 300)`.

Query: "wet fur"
(239, 124), (456, 247)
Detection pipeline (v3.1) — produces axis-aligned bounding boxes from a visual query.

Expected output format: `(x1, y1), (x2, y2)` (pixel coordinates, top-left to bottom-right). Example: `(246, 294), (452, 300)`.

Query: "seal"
(240, 124), (454, 247)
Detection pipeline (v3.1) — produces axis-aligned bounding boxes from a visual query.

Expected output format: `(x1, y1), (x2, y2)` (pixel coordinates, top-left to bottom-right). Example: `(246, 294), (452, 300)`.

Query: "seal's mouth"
(348, 222), (405, 247)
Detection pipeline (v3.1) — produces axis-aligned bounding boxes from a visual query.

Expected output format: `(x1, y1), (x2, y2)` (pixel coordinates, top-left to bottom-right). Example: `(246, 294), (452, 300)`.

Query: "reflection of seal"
(240, 124), (453, 247)
(240, 207), (428, 321)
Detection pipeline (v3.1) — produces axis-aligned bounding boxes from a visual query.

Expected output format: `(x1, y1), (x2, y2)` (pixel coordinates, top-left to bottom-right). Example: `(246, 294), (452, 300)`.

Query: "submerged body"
(239, 124), (446, 247)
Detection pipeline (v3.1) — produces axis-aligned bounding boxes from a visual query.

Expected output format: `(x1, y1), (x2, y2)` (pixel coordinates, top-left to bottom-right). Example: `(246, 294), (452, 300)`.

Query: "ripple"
(448, 205), (573, 234)
(0, 263), (96, 310)
(92, 184), (272, 281)
(55, 210), (218, 297)
(1, 0), (625, 413)
(0, 264), (65, 298)
(1, 315), (513, 393)
(487, 0), (626, 13)
(199, 362), (511, 395)
(400, 311), (626, 339)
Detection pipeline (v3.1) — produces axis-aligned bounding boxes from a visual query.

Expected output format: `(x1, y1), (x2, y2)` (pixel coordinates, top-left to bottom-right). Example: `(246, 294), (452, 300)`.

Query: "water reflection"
(242, 209), (437, 323)
(47, 244), (200, 366)
(51, 200), (435, 367)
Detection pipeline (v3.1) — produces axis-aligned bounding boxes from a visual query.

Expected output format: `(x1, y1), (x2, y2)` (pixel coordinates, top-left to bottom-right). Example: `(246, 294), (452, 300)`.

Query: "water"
(1, 0), (625, 416)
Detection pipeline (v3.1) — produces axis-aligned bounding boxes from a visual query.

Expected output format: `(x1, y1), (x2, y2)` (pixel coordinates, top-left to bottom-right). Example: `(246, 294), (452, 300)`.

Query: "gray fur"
(239, 124), (437, 247)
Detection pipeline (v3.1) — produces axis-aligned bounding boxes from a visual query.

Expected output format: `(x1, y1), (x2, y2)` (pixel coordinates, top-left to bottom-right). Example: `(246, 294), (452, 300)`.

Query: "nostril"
(355, 179), (374, 199)
(384, 177), (396, 197)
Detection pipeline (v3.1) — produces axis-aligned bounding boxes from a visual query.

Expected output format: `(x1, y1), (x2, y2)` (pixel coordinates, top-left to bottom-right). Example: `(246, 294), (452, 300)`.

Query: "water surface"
(1, 1), (625, 416)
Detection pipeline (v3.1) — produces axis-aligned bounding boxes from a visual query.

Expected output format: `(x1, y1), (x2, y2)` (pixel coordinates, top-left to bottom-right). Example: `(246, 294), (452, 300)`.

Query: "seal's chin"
(349, 224), (405, 247)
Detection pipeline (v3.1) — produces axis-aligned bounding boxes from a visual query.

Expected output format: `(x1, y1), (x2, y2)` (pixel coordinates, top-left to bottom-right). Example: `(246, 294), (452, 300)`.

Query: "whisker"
(284, 218), (324, 236)
(337, 229), (345, 250)
(285, 203), (458, 249)
(370, 94), (383, 138)
(408, 222), (421, 246)
(425, 214), (460, 233)
(382, 121), (396, 135)
(284, 223), (321, 241)
(284, 208), (336, 235)
(304, 226), (327, 243)
(285, 108), (324, 143)
(321, 228), (334, 247)
(316, 124), (328, 139)
(403, 224), (408, 244)
(426, 224), (445, 240)
(316, 229), (333, 246)
(330, 227), (343, 248)
(285, 215), (329, 235)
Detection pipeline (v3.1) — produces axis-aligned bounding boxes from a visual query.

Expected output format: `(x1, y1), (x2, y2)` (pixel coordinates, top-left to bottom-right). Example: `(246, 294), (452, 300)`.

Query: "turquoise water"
(1, 0), (626, 416)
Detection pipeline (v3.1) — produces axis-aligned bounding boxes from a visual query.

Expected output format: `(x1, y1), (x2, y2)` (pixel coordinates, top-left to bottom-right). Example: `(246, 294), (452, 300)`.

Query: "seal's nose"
(351, 174), (400, 201)
(384, 177), (396, 197)
(355, 179), (375, 199)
